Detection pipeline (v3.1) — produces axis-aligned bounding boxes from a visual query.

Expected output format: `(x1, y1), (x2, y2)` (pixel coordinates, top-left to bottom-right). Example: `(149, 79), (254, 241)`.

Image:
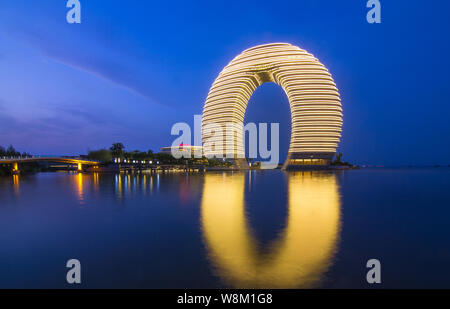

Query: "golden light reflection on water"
(126, 174), (131, 194)
(201, 172), (341, 288)
(12, 174), (20, 196)
(93, 172), (99, 192)
(113, 174), (157, 199)
(76, 173), (84, 203)
(142, 175), (147, 194)
(115, 174), (123, 199)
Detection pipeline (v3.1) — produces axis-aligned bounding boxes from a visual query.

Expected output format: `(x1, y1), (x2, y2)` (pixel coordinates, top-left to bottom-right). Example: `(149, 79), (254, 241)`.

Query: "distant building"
(160, 144), (203, 158)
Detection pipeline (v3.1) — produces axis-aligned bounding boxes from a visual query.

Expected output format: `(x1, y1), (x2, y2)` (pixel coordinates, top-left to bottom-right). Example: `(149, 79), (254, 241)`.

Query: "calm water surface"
(1, 168), (450, 288)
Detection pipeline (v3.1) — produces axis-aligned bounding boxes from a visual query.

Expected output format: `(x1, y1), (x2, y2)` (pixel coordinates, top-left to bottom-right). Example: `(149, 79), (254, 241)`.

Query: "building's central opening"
(243, 82), (291, 166)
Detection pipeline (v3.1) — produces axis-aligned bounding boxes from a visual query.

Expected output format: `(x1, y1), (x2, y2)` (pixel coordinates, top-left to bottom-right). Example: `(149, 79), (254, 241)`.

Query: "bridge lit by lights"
(0, 157), (100, 173)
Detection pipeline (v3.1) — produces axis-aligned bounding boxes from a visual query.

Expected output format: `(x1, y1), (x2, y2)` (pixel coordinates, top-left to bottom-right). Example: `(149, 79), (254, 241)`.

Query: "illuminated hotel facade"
(201, 43), (342, 168)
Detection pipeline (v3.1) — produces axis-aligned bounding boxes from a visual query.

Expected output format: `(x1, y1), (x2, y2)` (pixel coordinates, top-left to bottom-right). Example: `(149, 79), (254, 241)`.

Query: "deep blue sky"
(0, 1), (449, 165)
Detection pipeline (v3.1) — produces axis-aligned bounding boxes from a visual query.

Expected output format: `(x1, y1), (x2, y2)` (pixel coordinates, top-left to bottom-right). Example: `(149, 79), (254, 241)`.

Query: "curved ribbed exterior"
(202, 42), (342, 166)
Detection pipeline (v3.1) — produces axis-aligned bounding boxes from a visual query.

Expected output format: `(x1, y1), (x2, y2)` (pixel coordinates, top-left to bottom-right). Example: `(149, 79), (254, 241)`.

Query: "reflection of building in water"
(201, 172), (341, 288)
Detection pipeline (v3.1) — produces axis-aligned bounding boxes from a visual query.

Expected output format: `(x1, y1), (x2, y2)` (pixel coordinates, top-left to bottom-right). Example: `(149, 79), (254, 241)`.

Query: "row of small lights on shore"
(113, 158), (159, 165)
(1, 156), (34, 159)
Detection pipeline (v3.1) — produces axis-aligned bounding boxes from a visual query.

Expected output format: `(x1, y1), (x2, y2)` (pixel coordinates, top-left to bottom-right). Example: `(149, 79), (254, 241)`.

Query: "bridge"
(0, 157), (100, 173)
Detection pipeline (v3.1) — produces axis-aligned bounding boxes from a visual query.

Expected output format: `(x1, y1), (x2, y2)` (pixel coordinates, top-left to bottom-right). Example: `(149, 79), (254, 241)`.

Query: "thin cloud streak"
(1, 22), (165, 106)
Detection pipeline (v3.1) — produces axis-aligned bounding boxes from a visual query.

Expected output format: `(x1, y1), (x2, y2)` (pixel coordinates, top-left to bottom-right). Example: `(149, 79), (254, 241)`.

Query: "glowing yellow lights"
(115, 174), (123, 199)
(200, 172), (341, 288)
(77, 163), (82, 172)
(202, 43), (342, 164)
(12, 162), (18, 172)
(76, 173), (84, 203)
(13, 174), (20, 195)
(93, 172), (99, 191)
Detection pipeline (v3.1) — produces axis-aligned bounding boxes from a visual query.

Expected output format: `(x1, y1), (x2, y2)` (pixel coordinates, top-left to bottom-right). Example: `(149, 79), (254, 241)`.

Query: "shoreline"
(5, 165), (450, 177)
(3, 164), (360, 176)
